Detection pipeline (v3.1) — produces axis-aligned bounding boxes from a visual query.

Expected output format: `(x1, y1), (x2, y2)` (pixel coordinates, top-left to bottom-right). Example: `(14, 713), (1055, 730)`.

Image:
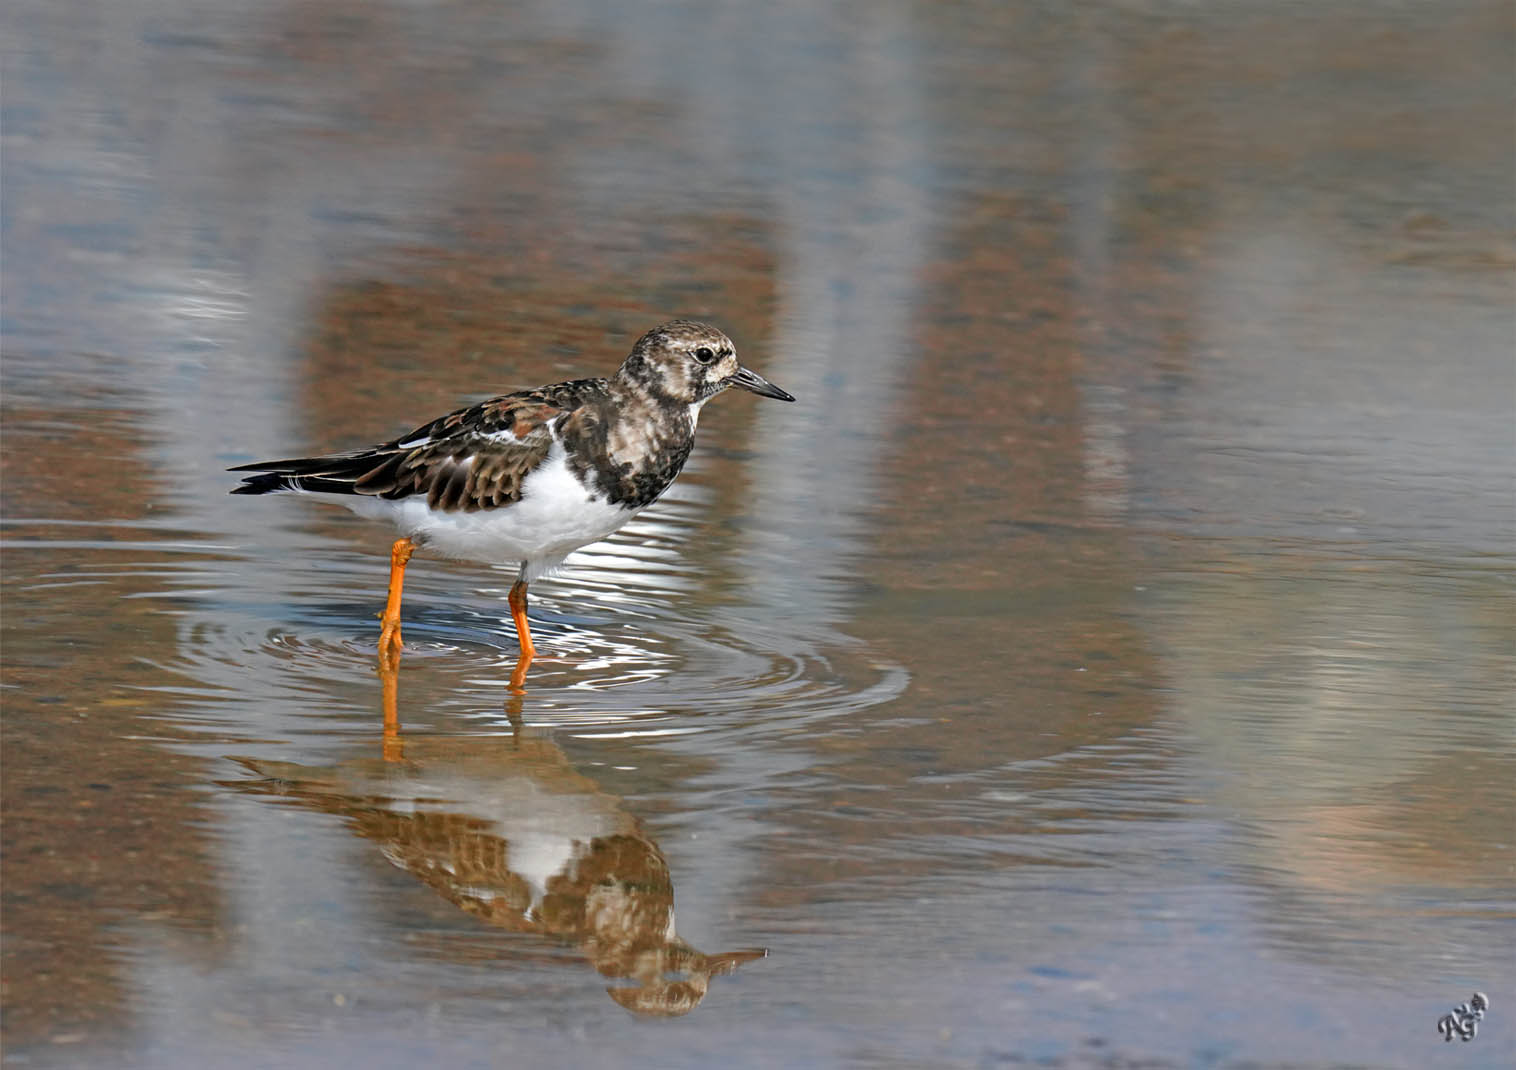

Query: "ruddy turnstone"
(230, 320), (793, 665)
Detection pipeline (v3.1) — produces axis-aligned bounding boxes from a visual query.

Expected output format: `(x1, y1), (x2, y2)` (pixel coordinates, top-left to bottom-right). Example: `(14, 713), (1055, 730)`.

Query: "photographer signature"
(1437, 992), (1489, 1043)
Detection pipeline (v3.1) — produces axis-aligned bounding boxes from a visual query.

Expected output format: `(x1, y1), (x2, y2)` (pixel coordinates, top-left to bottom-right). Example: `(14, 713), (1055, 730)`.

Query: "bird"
(229, 320), (794, 670)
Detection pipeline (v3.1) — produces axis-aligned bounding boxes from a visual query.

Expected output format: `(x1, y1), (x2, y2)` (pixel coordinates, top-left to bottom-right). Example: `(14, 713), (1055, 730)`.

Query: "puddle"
(3, 1), (1512, 1068)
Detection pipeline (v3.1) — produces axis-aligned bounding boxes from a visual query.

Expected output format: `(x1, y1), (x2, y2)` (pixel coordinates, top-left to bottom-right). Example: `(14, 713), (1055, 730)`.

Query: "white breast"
(341, 440), (640, 579)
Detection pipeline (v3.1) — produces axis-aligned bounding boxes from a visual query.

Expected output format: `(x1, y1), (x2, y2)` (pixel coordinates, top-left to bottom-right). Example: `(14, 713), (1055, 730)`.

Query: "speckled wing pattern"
(230, 379), (608, 512)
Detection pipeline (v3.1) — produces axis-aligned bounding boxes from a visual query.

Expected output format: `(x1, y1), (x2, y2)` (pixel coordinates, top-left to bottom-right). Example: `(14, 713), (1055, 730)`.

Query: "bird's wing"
(230, 390), (584, 511)
(358, 393), (571, 511)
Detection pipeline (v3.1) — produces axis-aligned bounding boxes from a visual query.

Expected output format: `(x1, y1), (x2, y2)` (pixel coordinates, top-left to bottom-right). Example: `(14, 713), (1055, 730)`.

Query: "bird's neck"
(607, 372), (692, 427)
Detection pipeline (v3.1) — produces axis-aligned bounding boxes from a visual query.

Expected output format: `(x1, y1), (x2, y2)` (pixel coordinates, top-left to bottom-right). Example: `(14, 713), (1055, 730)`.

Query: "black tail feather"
(230, 471), (298, 495)
(228, 453), (376, 496)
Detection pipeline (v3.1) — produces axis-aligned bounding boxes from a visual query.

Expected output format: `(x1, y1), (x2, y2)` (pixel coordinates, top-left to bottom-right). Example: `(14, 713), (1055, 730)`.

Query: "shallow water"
(3, 1), (1513, 1067)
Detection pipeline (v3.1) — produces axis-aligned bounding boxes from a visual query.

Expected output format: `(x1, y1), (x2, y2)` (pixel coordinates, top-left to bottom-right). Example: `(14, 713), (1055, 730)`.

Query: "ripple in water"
(101, 501), (911, 745)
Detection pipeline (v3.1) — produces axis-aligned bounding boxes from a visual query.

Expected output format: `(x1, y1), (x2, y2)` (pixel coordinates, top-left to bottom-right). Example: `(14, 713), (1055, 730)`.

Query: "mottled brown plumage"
(233, 388), (574, 510)
(230, 320), (793, 513)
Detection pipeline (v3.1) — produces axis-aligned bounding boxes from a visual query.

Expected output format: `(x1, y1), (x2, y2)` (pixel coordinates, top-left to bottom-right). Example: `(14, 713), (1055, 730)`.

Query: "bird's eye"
(693, 346), (716, 365)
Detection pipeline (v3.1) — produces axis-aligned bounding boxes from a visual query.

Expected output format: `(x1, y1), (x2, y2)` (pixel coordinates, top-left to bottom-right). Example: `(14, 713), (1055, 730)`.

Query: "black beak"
(729, 366), (795, 402)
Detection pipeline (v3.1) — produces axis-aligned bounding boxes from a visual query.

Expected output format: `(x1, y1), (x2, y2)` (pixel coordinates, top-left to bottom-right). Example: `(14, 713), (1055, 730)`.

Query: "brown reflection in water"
(1274, 757), (1512, 898)
(739, 189), (1173, 902)
(1047, 3), (1512, 968)
(767, 0), (1515, 969)
(1, 407), (225, 1048)
(225, 685), (764, 1019)
(835, 191), (1162, 762)
(784, 0), (1513, 930)
(9, 6), (786, 1036)
(291, 209), (777, 446)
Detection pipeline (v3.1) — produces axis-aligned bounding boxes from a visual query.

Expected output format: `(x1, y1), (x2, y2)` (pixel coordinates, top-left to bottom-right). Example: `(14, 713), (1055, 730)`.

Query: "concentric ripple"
(30, 487), (907, 748)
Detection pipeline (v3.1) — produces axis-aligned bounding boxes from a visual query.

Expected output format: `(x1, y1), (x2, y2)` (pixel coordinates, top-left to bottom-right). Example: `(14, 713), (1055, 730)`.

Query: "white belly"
(340, 441), (639, 579)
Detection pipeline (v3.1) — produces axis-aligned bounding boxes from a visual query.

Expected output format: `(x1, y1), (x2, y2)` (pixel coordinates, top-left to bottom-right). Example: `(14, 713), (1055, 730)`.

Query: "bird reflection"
(227, 679), (763, 1017)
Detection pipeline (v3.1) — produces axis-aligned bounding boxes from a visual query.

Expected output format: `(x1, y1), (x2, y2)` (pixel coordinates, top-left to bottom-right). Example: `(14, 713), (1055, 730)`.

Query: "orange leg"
(508, 577), (536, 659)
(377, 537), (415, 664)
(506, 578), (536, 678)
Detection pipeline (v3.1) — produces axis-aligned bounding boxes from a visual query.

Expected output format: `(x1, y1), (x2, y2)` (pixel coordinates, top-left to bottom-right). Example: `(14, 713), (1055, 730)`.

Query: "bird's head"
(619, 320), (795, 407)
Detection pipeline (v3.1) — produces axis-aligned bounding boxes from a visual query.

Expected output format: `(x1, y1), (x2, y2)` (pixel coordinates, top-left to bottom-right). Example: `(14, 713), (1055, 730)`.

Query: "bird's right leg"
(377, 536), (415, 665)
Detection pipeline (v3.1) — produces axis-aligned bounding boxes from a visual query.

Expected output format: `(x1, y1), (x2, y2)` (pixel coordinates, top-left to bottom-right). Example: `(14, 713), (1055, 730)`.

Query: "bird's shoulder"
(410, 377), (608, 444)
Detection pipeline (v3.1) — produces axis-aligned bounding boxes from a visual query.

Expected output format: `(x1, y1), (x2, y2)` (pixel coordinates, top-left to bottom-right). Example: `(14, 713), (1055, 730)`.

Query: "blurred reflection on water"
(224, 707), (766, 1019)
(1147, 557), (1511, 976)
(3, 0), (1512, 1068)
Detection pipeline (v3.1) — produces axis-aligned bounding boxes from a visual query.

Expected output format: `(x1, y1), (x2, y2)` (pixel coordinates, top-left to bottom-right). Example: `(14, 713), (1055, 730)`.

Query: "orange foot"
(378, 617), (403, 667)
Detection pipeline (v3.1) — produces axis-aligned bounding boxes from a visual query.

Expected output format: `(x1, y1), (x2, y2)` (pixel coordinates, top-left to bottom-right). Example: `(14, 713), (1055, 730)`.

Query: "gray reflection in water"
(224, 720), (764, 1018)
(530, 0), (935, 635)
(1053, 2), (1514, 992)
(1149, 562), (1512, 980)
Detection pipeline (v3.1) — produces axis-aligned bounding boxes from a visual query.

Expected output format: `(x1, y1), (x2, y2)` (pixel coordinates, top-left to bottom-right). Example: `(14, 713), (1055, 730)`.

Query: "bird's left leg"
(377, 536), (416, 665)
(508, 573), (536, 660)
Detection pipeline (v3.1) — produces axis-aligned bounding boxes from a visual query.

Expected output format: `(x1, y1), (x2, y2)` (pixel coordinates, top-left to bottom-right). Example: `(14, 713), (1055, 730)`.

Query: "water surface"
(3, 1), (1512, 1067)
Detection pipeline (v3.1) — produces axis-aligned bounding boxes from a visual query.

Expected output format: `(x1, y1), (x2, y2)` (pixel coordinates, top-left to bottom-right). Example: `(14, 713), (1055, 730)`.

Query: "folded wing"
(229, 394), (570, 512)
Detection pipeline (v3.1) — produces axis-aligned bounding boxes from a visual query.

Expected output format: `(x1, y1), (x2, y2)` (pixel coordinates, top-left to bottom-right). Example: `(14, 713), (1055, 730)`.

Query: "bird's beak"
(729, 366), (795, 402)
